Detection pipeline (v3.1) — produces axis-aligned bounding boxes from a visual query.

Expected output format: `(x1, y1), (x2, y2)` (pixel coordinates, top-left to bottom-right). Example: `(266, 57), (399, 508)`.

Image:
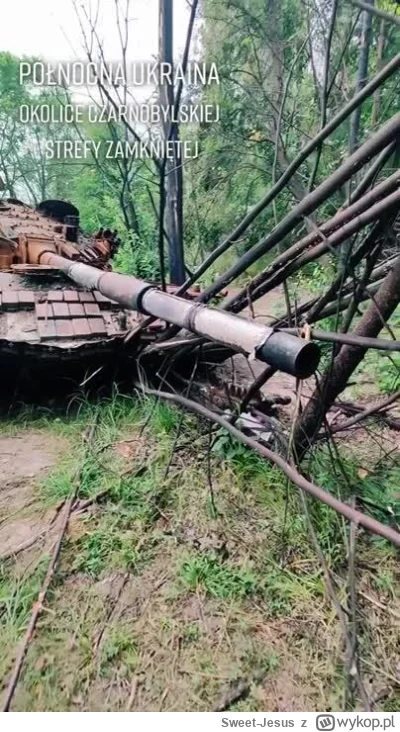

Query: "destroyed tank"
(0, 197), (320, 405)
(0, 198), (184, 371)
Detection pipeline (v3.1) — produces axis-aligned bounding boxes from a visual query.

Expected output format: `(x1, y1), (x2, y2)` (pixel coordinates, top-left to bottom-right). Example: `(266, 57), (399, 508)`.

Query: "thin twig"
(1, 422), (98, 712)
(135, 386), (400, 547)
(125, 676), (139, 711)
(213, 670), (266, 712)
(298, 490), (370, 710)
(350, 0), (400, 26)
(93, 573), (130, 656)
(2, 497), (76, 711)
(326, 390), (400, 435)
(347, 499), (359, 708)
(358, 591), (400, 622)
(281, 328), (400, 352)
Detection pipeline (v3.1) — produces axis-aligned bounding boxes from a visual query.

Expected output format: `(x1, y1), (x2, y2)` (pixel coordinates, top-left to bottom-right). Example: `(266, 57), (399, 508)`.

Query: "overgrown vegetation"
(0, 0), (399, 713)
(0, 394), (399, 710)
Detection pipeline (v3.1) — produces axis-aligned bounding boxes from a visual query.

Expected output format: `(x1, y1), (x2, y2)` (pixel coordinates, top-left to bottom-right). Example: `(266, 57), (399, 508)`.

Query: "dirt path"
(0, 432), (68, 561)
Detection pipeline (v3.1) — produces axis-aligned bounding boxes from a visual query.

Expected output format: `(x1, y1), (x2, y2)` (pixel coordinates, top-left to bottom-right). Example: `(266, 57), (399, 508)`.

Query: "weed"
(179, 552), (259, 599)
(1, 391), (399, 711)
(307, 448), (400, 562)
(0, 559), (49, 679)
(113, 232), (160, 281)
(262, 564), (324, 616)
(382, 693), (400, 713)
(71, 516), (142, 578)
(375, 352), (400, 395)
(371, 570), (397, 598)
(212, 429), (278, 482)
(181, 622), (201, 645)
(295, 258), (336, 295)
(147, 400), (180, 435)
(99, 625), (138, 677)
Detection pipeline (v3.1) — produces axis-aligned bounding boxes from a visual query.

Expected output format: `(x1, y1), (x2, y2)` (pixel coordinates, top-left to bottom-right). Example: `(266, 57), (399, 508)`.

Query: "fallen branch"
(2, 495), (77, 711)
(348, 142), (397, 204)
(93, 572), (130, 655)
(297, 490), (370, 710)
(347, 501), (359, 707)
(237, 170), (400, 295)
(293, 256), (400, 458)
(239, 365), (276, 412)
(308, 281), (382, 323)
(350, 0), (400, 26)
(0, 529), (50, 564)
(213, 670), (266, 712)
(281, 328), (400, 352)
(173, 54), (400, 297)
(1, 422), (97, 712)
(295, 217), (395, 326)
(136, 387), (400, 547)
(202, 113), (400, 307)
(358, 591), (400, 622)
(126, 676), (139, 711)
(0, 502), (67, 563)
(229, 185), (400, 313)
(335, 402), (400, 432)
(326, 390), (400, 435)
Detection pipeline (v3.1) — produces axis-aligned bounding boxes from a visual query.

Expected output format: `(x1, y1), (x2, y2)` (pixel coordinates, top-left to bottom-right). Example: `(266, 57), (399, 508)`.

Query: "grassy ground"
(0, 391), (399, 711)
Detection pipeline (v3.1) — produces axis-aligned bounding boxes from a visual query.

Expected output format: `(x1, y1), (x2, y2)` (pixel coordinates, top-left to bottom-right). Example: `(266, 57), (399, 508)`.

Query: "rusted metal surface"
(0, 270), (145, 349)
(41, 252), (320, 378)
(0, 198), (170, 361)
(0, 197), (205, 367)
(0, 197), (120, 269)
(0, 196), (320, 377)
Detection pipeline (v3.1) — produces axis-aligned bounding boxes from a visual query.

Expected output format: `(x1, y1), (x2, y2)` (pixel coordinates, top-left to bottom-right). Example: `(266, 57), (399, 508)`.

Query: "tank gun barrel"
(40, 252), (320, 378)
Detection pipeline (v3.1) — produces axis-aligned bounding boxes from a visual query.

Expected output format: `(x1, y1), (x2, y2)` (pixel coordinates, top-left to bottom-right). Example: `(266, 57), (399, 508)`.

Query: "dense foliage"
(0, 0), (398, 281)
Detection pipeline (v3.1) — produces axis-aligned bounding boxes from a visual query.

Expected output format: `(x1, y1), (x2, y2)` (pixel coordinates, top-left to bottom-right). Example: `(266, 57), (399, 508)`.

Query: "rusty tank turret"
(0, 197), (178, 368)
(0, 196), (320, 403)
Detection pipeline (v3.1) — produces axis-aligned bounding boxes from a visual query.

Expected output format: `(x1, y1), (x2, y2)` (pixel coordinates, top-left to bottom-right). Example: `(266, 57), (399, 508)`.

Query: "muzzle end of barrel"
(257, 332), (320, 378)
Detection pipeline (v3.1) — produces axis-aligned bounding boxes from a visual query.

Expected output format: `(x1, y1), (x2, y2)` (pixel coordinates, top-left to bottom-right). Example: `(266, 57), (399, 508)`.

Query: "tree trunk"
(159, 0), (185, 284)
(293, 254), (400, 460)
(340, 0), (375, 269)
(372, 19), (386, 126)
(349, 0), (375, 153)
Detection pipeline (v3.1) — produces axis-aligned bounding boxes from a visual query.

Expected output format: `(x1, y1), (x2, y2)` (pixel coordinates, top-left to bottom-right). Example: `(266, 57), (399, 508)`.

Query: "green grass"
(99, 624), (138, 678)
(309, 448), (400, 525)
(368, 350), (400, 395)
(336, 305), (400, 400)
(0, 558), (49, 680)
(0, 391), (399, 711)
(179, 553), (259, 599)
(71, 518), (142, 578)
